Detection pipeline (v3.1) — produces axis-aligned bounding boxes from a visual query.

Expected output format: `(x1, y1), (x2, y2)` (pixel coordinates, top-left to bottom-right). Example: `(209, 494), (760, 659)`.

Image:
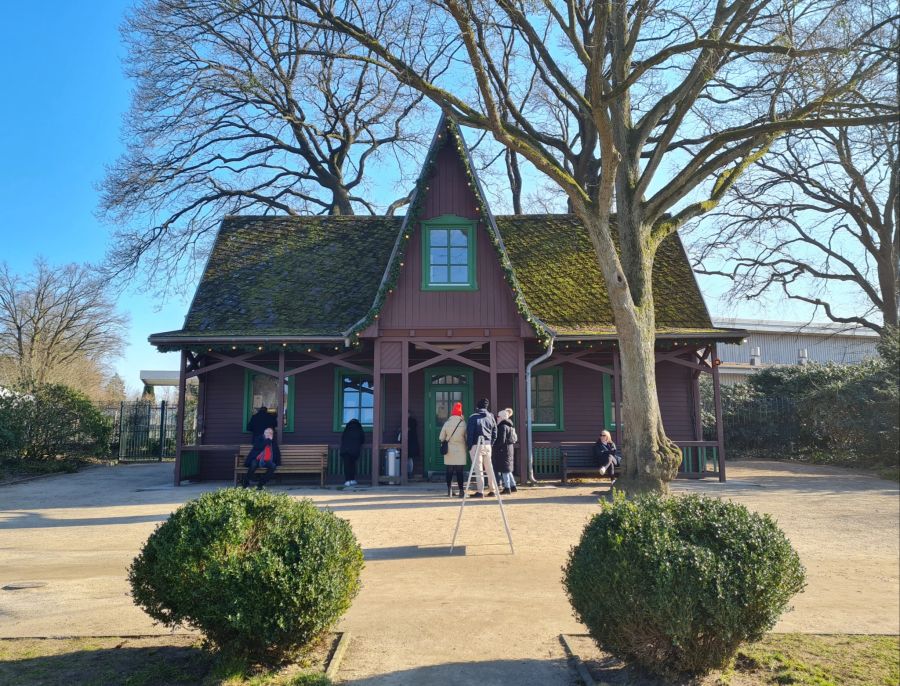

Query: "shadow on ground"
(0, 642), (211, 686)
(340, 657), (576, 685)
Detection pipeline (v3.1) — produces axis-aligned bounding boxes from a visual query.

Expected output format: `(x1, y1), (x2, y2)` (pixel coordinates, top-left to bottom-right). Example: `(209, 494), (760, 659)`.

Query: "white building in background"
(712, 318), (880, 385)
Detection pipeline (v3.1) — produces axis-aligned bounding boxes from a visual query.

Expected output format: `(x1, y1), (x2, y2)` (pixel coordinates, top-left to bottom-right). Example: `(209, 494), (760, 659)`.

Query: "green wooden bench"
(561, 443), (617, 484)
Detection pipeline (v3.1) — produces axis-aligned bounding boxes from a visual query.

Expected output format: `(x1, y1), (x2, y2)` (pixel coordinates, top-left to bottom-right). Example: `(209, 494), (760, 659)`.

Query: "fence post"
(118, 401), (125, 460)
(158, 400), (167, 462)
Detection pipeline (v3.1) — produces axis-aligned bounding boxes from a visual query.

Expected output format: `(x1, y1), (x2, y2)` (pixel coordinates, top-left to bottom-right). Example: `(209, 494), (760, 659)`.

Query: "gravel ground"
(0, 460), (896, 685)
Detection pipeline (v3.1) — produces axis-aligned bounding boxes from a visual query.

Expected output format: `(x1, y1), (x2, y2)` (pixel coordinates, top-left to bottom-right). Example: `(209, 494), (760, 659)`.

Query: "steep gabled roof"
(151, 215), (400, 342)
(150, 117), (738, 350)
(496, 214), (714, 336)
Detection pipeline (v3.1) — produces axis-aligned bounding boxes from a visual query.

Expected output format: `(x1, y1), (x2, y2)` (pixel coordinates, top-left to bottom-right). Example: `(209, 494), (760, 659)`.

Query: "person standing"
(466, 398), (499, 498)
(407, 412), (420, 478)
(247, 405), (277, 441)
(439, 402), (467, 497)
(494, 408), (518, 494)
(340, 418), (366, 486)
(242, 427), (281, 489)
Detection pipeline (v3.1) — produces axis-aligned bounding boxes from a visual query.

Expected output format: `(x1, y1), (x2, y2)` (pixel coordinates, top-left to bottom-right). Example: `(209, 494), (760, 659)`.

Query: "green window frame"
(531, 368), (564, 431)
(242, 370), (295, 433)
(421, 215), (477, 291)
(333, 369), (375, 432)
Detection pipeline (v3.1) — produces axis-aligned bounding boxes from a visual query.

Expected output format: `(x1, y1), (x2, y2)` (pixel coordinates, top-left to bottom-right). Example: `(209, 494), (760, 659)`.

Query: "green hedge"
(129, 488), (364, 663)
(0, 383), (112, 461)
(564, 493), (806, 678)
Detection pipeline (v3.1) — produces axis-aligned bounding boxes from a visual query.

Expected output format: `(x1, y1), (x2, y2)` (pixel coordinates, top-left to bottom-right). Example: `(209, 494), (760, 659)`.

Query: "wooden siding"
(378, 145), (524, 330)
(656, 361), (696, 442)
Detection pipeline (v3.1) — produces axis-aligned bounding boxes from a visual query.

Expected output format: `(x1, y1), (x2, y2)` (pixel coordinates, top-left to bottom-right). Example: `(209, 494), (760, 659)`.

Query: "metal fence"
(706, 395), (799, 453)
(97, 401), (195, 462)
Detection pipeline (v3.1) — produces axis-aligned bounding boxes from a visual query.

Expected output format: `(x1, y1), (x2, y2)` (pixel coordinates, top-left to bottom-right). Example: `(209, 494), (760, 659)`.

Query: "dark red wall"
(378, 145), (523, 330)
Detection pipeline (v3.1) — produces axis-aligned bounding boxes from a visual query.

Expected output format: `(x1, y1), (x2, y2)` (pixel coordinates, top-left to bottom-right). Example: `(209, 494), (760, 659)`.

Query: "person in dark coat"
(242, 427), (281, 489)
(247, 406), (277, 441)
(340, 418), (366, 486)
(593, 430), (621, 475)
(494, 408), (518, 494)
(466, 398), (499, 498)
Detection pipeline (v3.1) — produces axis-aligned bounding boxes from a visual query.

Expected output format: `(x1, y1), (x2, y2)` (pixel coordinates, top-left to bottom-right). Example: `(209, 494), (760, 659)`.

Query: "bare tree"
(294, 0), (897, 492)
(0, 260), (128, 388)
(101, 0), (451, 291)
(689, 96), (898, 335)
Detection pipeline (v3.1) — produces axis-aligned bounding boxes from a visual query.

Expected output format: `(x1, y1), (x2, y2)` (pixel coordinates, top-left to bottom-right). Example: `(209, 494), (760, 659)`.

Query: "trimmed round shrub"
(563, 493), (805, 678)
(130, 488), (364, 662)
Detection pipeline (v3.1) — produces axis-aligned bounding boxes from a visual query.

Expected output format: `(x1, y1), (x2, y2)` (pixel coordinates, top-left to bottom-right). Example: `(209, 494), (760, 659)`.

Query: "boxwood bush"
(564, 493), (805, 678)
(130, 488), (364, 662)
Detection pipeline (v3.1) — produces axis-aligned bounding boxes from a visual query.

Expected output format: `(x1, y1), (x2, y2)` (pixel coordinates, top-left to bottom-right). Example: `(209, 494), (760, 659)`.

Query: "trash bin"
(386, 448), (400, 477)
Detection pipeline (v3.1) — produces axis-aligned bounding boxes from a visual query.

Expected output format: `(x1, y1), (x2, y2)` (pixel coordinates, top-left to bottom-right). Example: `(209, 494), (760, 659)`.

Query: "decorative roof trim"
(343, 114), (553, 345)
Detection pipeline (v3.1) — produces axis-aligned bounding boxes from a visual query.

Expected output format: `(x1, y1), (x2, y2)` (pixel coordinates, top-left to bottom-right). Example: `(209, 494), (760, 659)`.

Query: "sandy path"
(0, 460), (896, 684)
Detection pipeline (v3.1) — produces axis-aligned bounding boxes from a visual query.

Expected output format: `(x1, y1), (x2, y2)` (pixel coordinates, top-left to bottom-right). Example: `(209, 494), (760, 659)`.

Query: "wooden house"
(150, 116), (743, 486)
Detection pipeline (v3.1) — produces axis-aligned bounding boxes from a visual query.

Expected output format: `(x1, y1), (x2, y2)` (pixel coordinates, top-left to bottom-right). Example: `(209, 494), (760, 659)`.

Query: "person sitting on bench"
(242, 427), (281, 489)
(593, 430), (621, 476)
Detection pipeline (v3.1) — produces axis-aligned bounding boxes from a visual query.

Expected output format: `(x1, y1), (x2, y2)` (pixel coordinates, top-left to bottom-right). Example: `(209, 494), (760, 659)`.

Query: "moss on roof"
(155, 212), (716, 344)
(179, 215), (401, 337)
(494, 214), (712, 335)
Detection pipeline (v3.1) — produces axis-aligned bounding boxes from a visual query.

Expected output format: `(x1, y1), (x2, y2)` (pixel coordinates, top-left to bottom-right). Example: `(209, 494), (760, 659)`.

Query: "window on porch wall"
(531, 369), (564, 431)
(243, 371), (294, 432)
(333, 371), (374, 431)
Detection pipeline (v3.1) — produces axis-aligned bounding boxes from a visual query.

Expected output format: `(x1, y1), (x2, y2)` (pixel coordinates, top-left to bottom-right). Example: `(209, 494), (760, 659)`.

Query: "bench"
(234, 444), (328, 487)
(561, 443), (617, 484)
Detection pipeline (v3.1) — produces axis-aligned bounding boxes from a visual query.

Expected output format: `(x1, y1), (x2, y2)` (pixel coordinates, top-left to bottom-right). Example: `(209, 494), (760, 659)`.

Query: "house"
(150, 117), (744, 486)
(711, 318), (880, 385)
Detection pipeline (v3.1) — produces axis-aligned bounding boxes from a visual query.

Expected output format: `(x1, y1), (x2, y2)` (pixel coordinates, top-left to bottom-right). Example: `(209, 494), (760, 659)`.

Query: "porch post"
(516, 340), (528, 484)
(612, 350), (623, 447)
(400, 339), (409, 485)
(173, 349), (187, 487)
(276, 349), (285, 445)
(372, 339), (382, 486)
(712, 343), (727, 482)
(489, 340), (498, 410)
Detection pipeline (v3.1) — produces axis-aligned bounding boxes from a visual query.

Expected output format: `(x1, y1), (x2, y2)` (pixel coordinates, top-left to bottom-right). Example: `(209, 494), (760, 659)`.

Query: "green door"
(424, 367), (473, 476)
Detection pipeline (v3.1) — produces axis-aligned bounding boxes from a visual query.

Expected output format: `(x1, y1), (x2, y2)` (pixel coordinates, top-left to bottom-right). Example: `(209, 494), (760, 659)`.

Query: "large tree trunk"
(579, 209), (682, 493)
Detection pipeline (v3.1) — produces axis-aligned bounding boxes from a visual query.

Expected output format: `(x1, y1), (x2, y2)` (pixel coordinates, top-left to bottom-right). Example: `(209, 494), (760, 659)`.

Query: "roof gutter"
(525, 335), (555, 485)
(149, 335), (346, 346)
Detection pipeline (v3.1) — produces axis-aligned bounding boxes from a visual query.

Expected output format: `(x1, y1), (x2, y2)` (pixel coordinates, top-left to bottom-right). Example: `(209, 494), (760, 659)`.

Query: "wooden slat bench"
(234, 444), (328, 487)
(561, 443), (617, 484)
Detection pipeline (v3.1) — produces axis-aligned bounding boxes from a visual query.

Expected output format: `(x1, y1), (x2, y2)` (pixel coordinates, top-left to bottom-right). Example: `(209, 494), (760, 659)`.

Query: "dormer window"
(421, 216), (477, 291)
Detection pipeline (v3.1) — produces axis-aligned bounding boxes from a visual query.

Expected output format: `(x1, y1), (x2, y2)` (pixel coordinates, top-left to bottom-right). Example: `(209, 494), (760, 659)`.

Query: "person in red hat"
(439, 401), (468, 497)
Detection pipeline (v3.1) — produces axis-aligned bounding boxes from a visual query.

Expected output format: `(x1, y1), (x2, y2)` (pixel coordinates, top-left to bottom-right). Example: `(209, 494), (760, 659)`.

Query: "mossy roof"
(154, 215), (401, 340)
(151, 212), (732, 345)
(494, 214), (714, 335)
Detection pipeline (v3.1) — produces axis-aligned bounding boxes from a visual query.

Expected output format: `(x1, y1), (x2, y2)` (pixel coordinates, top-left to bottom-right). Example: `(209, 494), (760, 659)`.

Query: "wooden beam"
(401, 339), (409, 486)
(489, 340), (498, 411)
(185, 351), (255, 379)
(407, 340), (489, 374)
(372, 339), (382, 486)
(536, 349), (614, 375)
(284, 350), (372, 378)
(516, 341), (528, 484)
(276, 349), (285, 445)
(174, 350), (187, 487)
(207, 353), (281, 377)
(612, 351), (622, 447)
(712, 343), (726, 482)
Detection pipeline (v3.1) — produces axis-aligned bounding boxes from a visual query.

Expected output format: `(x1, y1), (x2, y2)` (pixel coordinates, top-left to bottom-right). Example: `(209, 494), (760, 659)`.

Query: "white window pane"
(430, 266), (448, 283)
(431, 229), (448, 246)
(450, 247), (468, 265)
(449, 265), (468, 283)
(430, 247), (448, 265)
(361, 390), (374, 408)
(360, 408), (373, 425)
(450, 229), (467, 246)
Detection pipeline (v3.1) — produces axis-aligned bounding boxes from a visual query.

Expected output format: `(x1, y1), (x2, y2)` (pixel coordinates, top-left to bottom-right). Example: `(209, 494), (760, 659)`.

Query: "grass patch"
(0, 636), (336, 686)
(571, 633), (900, 685)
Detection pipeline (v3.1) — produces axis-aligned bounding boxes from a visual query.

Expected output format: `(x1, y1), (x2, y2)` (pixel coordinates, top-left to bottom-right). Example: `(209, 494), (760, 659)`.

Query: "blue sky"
(0, 3), (846, 396)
